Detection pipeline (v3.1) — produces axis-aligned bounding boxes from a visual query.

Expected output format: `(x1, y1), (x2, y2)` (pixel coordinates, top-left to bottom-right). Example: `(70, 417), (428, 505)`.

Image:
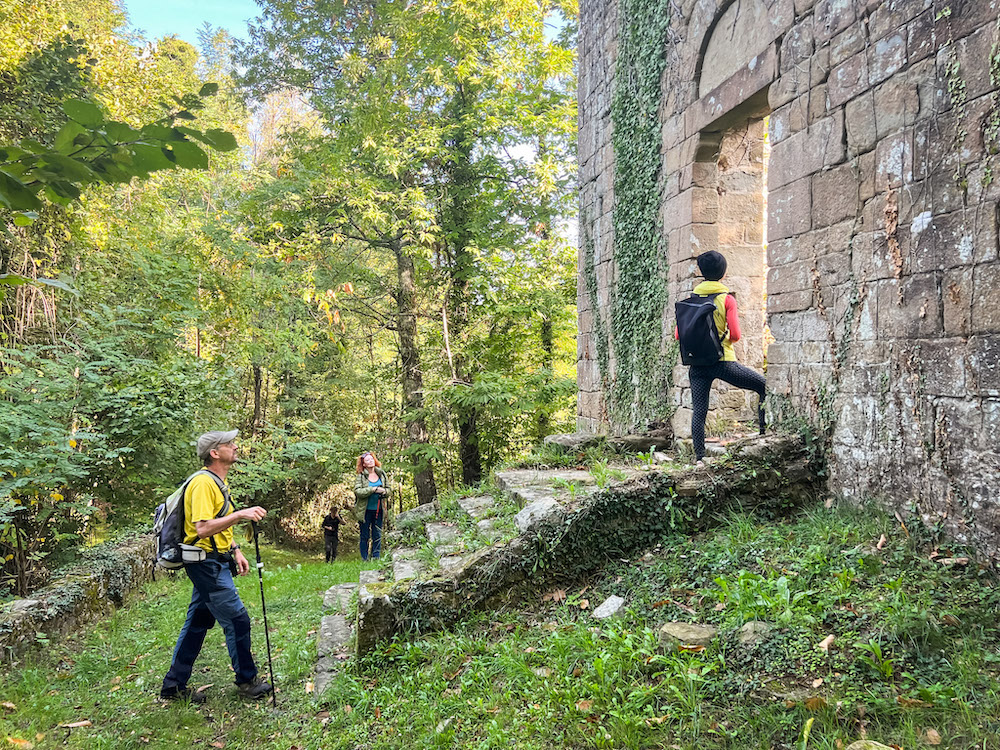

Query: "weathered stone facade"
(578, 0), (1000, 555)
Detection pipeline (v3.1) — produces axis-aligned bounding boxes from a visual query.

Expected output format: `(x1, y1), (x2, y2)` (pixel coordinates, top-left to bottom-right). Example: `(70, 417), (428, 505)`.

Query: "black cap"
(696, 251), (727, 281)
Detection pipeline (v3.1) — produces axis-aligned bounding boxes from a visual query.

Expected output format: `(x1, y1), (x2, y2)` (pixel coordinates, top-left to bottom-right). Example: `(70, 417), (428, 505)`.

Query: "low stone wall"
(360, 433), (821, 651)
(0, 535), (156, 662)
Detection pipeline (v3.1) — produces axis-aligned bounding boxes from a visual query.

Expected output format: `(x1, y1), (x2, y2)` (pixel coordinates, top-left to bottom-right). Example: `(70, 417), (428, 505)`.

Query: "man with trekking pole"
(160, 429), (274, 703)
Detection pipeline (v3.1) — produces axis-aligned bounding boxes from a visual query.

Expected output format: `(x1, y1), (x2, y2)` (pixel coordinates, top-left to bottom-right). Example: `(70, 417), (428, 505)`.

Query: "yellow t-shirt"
(183, 472), (234, 553)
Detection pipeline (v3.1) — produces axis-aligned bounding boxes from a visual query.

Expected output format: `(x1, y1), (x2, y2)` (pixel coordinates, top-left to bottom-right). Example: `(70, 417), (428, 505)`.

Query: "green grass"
(3, 504), (1000, 749)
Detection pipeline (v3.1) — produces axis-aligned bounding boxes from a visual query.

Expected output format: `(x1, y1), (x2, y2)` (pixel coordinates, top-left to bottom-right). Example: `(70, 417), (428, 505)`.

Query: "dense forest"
(0, 0), (579, 596)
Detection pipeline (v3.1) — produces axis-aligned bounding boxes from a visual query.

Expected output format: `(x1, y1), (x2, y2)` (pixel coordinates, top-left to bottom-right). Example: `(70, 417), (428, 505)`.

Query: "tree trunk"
(535, 315), (554, 441)
(251, 363), (263, 436)
(443, 109), (483, 486)
(393, 239), (437, 505)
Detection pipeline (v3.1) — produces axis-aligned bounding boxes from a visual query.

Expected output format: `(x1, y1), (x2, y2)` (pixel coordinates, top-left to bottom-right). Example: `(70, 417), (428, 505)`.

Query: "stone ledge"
(0, 535), (156, 663)
(356, 434), (822, 654)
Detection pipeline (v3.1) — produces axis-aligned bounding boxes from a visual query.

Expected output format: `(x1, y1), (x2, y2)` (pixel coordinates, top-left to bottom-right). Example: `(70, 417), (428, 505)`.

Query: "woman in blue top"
(354, 451), (390, 560)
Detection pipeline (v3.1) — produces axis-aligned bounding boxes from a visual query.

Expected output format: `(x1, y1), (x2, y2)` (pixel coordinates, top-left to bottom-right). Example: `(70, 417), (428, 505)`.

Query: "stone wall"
(578, 0), (1000, 556)
(0, 535), (156, 662)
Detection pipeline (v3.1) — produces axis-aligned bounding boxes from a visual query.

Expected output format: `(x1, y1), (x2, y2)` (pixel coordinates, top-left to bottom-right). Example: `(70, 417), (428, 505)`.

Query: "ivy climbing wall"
(578, 0), (1000, 557)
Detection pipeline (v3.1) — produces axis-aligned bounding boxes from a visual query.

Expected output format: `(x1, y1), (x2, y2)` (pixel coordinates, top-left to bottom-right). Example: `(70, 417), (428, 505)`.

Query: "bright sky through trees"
(122, 0), (258, 42)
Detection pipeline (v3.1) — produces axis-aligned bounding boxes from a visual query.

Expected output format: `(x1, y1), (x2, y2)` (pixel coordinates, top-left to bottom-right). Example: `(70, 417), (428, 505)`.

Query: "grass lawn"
(3, 503), (1000, 749)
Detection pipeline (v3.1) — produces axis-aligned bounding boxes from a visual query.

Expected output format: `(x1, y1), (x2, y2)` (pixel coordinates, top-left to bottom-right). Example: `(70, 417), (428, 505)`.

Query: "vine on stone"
(605, 0), (673, 430)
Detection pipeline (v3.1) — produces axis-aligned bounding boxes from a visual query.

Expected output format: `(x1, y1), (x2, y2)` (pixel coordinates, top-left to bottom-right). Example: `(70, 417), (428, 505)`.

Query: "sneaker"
(236, 675), (273, 700)
(160, 687), (207, 704)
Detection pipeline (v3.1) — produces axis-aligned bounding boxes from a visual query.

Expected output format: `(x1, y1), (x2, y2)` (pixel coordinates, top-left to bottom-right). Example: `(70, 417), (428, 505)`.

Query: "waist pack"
(153, 470), (232, 570)
(675, 292), (729, 366)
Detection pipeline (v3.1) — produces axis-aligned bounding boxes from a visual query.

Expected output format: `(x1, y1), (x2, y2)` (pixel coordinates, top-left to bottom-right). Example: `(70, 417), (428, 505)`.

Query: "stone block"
(873, 76), (920, 139)
(867, 0), (930, 40)
(829, 52), (870, 107)
(356, 584), (398, 656)
(845, 91), (876, 156)
(920, 339), (971, 397)
(971, 263), (1000, 334)
(543, 432), (605, 454)
(875, 272), (942, 338)
(830, 22), (866, 67)
(970, 335), (1000, 395)
(323, 582), (358, 613)
(858, 150), (877, 201)
(869, 32), (907, 86)
(514, 497), (563, 533)
(782, 18), (815, 73)
(943, 266), (973, 337)
(768, 259), (812, 295)
(769, 111), (845, 188)
(906, 8), (936, 65)
(768, 237), (799, 266)
(812, 163), (860, 228)
(768, 178), (812, 241)
(875, 131), (914, 189)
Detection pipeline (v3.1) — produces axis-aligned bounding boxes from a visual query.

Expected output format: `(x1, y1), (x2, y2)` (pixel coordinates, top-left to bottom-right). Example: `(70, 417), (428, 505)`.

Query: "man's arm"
(195, 506), (266, 540)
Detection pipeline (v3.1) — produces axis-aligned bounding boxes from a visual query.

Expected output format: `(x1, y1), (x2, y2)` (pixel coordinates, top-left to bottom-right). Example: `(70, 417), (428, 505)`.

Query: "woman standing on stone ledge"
(354, 451), (390, 561)
(675, 250), (767, 464)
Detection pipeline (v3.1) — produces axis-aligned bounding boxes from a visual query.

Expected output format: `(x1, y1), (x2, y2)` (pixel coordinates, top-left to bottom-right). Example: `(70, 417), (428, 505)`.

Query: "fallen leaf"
(644, 715), (669, 726)
(5, 739), (32, 749)
(804, 696), (827, 711)
(533, 667), (553, 678)
(941, 614), (961, 627)
(678, 644), (705, 653)
(651, 599), (671, 608)
(305, 682), (314, 694)
(209, 742), (225, 749)
(59, 721), (91, 729)
(876, 534), (887, 550)
(575, 700), (593, 712)
(811, 678), (824, 688)
(374, 706), (381, 719)
(579, 599), (590, 610)
(195, 684), (213, 693)
(343, 704), (353, 714)
(897, 696), (932, 708)
(571, 667), (583, 678)
(938, 557), (969, 566)
(922, 728), (942, 745)
(315, 711), (330, 719)
(816, 635), (836, 652)
(524, 647), (537, 654)
(542, 589), (567, 603)
(714, 602), (726, 611)
(824, 497), (834, 508)
(0, 703), (15, 712)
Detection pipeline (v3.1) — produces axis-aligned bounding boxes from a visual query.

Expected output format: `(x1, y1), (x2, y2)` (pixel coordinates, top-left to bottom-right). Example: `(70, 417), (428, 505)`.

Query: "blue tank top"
(367, 476), (382, 511)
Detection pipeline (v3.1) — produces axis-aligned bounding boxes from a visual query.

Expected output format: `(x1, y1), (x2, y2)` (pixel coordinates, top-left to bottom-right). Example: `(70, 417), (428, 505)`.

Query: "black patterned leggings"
(689, 362), (766, 460)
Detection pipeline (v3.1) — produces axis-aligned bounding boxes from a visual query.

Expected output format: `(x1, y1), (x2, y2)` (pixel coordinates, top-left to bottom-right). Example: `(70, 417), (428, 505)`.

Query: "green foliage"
(5, 504), (1000, 748)
(604, 0), (673, 430)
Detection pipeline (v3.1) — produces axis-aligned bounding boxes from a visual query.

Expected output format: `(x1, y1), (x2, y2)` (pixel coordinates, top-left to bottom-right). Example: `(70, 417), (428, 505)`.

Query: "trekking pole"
(251, 520), (277, 707)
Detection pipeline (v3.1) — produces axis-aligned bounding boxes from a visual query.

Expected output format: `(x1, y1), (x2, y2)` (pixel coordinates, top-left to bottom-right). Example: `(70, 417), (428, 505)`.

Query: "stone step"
(391, 547), (425, 581)
(322, 582), (358, 613)
(426, 521), (461, 545)
(315, 613), (353, 695)
(359, 569), (380, 585)
(456, 494), (495, 520)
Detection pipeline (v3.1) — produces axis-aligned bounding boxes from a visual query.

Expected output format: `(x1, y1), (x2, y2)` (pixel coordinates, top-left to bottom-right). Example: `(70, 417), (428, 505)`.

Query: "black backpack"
(675, 292), (729, 366)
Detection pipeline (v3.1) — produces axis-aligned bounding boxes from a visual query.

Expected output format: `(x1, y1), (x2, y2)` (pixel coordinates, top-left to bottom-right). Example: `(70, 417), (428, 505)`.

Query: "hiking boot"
(236, 675), (273, 700)
(160, 687), (207, 704)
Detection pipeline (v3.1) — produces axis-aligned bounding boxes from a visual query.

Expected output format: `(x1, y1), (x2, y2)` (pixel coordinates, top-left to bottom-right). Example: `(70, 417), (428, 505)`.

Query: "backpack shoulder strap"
(186, 470), (234, 554)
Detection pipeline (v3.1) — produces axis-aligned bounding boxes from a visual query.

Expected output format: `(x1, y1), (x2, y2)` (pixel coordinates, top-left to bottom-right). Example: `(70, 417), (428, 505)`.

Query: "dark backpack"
(675, 292), (729, 366)
(153, 470), (232, 569)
